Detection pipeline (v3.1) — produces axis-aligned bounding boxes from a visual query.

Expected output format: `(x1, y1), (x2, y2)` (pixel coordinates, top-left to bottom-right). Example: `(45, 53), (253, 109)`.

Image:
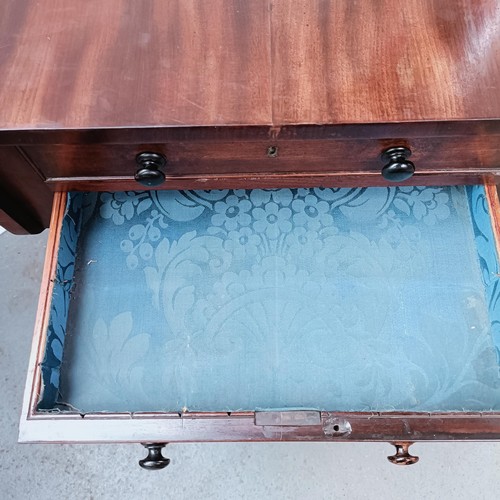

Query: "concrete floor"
(0, 230), (498, 500)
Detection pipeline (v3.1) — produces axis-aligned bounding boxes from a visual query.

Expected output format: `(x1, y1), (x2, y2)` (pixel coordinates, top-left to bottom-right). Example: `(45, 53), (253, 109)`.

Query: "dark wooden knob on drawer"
(139, 443), (170, 470)
(135, 152), (167, 187)
(381, 146), (415, 182)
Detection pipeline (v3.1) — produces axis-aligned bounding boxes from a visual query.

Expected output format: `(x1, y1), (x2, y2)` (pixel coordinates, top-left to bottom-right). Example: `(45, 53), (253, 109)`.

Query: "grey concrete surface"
(0, 230), (498, 500)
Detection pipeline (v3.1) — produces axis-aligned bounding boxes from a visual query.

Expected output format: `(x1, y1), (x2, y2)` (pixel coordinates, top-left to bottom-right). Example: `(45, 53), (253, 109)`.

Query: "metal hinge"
(255, 411), (352, 437)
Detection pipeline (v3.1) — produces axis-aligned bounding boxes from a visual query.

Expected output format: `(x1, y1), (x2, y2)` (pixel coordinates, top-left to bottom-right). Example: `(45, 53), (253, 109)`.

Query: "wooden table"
(2, 0), (500, 468)
(1, 0), (499, 234)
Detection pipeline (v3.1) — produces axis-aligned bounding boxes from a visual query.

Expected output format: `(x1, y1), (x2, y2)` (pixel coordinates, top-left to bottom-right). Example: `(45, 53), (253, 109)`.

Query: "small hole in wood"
(333, 424), (340, 432)
(267, 145), (279, 158)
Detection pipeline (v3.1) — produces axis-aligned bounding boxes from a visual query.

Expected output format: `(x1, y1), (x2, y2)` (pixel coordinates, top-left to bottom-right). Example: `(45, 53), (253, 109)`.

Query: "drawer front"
(21, 184), (500, 444)
(23, 133), (500, 191)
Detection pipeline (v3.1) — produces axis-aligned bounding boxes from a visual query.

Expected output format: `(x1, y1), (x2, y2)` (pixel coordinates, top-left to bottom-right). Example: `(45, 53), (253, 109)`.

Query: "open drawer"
(20, 185), (500, 467)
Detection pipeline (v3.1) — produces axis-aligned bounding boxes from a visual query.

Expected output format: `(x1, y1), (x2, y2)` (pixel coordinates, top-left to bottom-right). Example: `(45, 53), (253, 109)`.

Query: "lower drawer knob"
(387, 442), (419, 466)
(139, 443), (171, 470)
(135, 152), (167, 187)
(381, 146), (415, 182)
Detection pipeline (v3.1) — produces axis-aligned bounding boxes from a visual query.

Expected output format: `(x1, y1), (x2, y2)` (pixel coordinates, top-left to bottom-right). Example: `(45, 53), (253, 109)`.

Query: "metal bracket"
(323, 415), (352, 436)
(255, 410), (321, 426)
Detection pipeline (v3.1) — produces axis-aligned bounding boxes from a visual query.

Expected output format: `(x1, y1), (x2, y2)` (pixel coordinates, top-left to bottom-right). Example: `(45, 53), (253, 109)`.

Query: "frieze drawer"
(21, 129), (500, 192)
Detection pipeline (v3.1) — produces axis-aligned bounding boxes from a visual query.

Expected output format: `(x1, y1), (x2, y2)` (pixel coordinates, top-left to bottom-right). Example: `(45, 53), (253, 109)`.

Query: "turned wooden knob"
(139, 443), (170, 470)
(387, 442), (419, 466)
(135, 152), (167, 187)
(381, 146), (415, 182)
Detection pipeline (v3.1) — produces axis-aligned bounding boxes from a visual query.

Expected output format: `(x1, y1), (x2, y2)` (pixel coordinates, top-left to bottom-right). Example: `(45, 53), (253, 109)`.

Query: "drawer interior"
(37, 186), (500, 414)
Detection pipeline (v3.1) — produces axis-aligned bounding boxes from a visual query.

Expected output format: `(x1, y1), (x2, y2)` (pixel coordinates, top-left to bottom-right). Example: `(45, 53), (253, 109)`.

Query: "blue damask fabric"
(37, 194), (82, 409)
(40, 186), (500, 413)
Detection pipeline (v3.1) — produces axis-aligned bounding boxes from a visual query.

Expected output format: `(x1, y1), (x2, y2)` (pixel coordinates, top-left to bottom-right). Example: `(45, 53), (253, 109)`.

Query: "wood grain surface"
(1, 0), (498, 131)
(272, 0), (500, 124)
(0, 0), (272, 129)
(22, 133), (500, 179)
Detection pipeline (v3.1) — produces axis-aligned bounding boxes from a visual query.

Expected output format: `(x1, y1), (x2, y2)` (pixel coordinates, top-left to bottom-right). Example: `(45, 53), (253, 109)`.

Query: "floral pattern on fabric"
(113, 187), (456, 271)
(40, 186), (500, 413)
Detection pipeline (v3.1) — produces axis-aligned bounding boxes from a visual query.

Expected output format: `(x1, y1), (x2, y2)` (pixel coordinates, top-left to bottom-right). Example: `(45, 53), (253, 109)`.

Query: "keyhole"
(267, 145), (279, 158)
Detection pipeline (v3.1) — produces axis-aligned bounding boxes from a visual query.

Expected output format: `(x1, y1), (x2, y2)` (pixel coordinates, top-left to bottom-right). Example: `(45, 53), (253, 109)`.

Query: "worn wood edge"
(44, 170), (500, 192)
(18, 413), (500, 444)
(19, 192), (67, 432)
(2, 120), (500, 146)
(485, 185), (500, 260)
(24, 410), (500, 422)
